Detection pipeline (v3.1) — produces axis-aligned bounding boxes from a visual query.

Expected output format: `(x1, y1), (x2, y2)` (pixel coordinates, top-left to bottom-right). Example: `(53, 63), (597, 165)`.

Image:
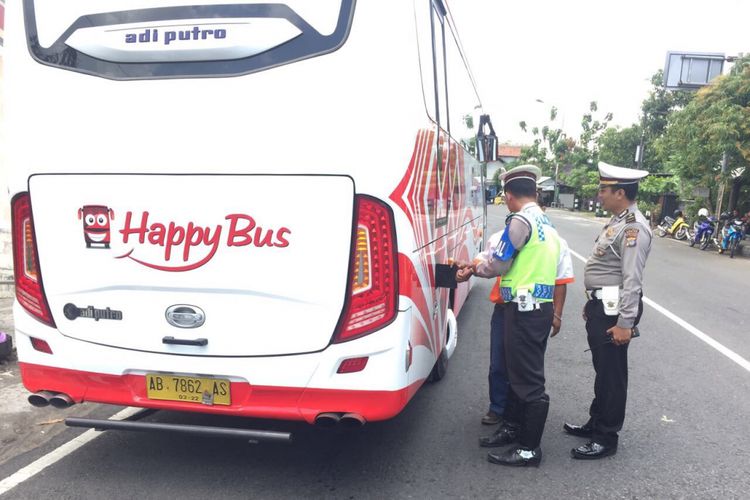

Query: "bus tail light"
(12, 193), (56, 327)
(333, 195), (398, 343)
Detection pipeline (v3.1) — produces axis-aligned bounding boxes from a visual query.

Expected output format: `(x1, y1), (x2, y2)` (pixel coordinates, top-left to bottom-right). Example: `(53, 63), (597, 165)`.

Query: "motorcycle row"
(656, 209), (748, 259)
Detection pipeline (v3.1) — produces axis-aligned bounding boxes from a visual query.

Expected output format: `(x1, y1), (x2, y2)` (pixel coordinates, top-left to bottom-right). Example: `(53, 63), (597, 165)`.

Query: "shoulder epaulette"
(625, 212), (636, 224)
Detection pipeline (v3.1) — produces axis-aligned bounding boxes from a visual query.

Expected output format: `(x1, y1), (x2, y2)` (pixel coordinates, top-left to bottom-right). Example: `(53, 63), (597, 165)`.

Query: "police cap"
(499, 164), (542, 186)
(598, 162), (648, 188)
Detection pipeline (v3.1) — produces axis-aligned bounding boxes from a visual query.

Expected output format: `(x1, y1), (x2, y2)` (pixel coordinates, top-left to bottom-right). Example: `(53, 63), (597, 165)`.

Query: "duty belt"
(585, 288), (631, 300)
(585, 289), (604, 300)
(510, 297), (542, 310)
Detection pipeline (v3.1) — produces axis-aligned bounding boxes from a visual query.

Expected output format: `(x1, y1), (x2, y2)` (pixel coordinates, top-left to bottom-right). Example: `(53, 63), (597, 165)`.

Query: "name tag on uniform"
(601, 286), (619, 316)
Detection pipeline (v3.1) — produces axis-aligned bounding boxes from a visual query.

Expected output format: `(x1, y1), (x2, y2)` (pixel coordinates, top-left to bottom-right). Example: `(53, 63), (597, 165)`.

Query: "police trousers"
(504, 301), (554, 406)
(488, 304), (508, 415)
(584, 297), (644, 446)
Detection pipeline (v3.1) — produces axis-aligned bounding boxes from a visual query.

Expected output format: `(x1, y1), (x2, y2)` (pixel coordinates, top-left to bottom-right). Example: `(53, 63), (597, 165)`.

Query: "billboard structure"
(663, 51), (725, 90)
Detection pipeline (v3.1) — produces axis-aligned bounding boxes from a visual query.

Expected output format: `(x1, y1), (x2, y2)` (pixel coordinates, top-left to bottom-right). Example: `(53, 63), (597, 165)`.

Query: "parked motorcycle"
(689, 215), (717, 250)
(656, 211), (690, 240)
(718, 218), (745, 258)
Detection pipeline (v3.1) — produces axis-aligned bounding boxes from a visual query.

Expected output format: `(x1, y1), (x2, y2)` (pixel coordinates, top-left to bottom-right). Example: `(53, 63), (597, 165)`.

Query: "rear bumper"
(20, 362), (423, 423)
(14, 302), (432, 423)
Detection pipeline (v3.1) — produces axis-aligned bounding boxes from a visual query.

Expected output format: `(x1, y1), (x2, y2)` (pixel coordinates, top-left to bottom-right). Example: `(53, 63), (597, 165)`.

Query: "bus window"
(431, 1), (450, 227)
(414, 0), (436, 120)
(445, 21), (481, 154)
(430, 1), (449, 131)
(21, 0), (357, 80)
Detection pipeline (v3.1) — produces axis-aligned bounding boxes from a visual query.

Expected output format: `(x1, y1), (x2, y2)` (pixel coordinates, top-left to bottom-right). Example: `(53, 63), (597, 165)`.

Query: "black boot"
(479, 421), (519, 447)
(487, 400), (549, 467)
(480, 390), (522, 447)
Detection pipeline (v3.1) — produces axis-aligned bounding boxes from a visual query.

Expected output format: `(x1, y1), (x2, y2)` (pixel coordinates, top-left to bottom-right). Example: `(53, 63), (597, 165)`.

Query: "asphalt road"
(1, 205), (749, 499)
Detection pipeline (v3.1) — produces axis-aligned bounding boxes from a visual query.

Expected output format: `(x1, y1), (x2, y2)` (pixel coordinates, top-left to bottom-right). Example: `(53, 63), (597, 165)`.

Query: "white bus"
(5, 0), (491, 434)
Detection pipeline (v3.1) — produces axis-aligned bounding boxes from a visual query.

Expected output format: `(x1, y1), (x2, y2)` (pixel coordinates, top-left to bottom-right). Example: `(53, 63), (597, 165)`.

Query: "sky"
(448, 0), (749, 145)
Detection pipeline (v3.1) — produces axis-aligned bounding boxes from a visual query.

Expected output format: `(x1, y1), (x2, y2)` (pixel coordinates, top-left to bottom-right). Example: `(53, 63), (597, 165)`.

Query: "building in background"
(484, 144), (522, 201)
(486, 144), (521, 181)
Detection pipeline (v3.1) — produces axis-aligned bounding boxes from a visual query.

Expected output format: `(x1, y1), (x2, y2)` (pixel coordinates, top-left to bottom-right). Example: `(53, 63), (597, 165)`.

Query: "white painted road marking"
(568, 248), (750, 374)
(0, 407), (141, 497)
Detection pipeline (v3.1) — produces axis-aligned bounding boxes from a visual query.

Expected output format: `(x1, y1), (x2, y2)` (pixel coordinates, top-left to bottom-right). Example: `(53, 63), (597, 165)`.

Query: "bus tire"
(428, 348), (448, 383)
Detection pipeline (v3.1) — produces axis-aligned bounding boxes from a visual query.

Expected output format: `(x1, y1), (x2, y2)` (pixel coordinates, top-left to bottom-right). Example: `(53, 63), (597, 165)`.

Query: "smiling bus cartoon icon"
(78, 205), (115, 248)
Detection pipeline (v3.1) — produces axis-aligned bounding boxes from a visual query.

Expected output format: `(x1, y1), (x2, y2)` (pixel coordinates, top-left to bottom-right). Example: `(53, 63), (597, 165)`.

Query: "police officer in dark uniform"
(565, 162), (652, 459)
(458, 165), (562, 467)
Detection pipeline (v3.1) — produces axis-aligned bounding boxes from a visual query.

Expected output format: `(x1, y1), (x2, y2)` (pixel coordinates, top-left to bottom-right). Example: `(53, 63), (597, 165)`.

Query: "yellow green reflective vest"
(500, 204), (560, 303)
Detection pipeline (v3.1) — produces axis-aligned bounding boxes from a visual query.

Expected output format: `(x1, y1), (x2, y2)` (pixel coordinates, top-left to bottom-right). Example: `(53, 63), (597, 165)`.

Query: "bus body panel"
(5, 0), (486, 422)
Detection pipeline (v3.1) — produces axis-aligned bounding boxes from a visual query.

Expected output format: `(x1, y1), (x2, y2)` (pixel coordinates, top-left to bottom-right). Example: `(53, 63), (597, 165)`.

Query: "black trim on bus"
(22, 1), (356, 80)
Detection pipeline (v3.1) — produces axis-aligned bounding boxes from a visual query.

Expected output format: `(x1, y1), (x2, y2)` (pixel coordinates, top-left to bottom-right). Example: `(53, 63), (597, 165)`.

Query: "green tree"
(598, 125), (642, 168)
(519, 102), (613, 195)
(637, 175), (679, 220)
(638, 69), (694, 172)
(563, 167), (599, 200)
(655, 55), (750, 212)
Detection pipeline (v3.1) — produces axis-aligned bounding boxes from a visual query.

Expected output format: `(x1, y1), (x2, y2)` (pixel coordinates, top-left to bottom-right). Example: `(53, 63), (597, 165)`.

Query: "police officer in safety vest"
(565, 162), (652, 460)
(466, 164), (561, 467)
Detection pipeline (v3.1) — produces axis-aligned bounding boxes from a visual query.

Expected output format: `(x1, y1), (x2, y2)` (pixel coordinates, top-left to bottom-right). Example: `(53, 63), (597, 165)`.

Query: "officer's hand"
(582, 304), (588, 322)
(606, 325), (632, 346)
(551, 316), (561, 337)
(456, 266), (474, 283)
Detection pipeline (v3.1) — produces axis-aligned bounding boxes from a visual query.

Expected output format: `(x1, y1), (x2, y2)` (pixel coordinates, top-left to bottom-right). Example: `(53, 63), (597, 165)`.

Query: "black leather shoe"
(563, 422), (593, 437)
(481, 411), (502, 426)
(487, 447), (542, 467)
(479, 424), (519, 448)
(570, 441), (617, 460)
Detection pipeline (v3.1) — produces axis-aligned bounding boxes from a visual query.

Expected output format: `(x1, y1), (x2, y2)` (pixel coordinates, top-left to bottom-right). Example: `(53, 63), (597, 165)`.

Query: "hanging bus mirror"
(476, 114), (498, 163)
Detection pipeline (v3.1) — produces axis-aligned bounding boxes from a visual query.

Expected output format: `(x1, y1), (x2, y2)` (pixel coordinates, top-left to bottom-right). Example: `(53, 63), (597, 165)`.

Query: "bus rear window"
(22, 0), (355, 80)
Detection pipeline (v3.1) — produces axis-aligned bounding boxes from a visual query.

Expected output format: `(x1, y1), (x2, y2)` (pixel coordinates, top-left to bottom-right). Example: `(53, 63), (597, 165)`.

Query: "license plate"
(146, 374), (231, 406)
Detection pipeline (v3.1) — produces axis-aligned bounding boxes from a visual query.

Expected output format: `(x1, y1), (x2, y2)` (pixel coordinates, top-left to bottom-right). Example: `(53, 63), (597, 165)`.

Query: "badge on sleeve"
(625, 228), (639, 247)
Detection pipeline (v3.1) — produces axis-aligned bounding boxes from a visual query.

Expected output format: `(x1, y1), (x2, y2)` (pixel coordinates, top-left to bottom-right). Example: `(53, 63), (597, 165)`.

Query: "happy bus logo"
(76, 205), (291, 272)
(78, 205), (115, 249)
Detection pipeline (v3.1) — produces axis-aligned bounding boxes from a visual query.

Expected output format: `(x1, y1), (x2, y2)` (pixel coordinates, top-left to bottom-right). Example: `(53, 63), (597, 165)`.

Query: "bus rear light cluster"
(11, 193), (55, 327)
(333, 195), (398, 343)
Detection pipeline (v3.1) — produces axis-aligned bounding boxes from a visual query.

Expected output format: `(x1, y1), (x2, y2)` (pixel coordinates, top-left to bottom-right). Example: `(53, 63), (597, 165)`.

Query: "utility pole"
(636, 115), (646, 169)
(715, 152), (728, 217)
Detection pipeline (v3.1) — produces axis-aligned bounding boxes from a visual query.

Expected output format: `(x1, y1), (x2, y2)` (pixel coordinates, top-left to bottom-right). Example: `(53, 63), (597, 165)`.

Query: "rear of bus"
(5, 0), (485, 424)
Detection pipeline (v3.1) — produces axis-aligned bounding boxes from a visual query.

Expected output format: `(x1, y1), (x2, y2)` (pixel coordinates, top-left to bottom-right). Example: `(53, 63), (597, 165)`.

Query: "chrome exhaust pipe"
(49, 393), (75, 409)
(314, 412), (342, 428)
(28, 390), (55, 408)
(339, 413), (366, 428)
